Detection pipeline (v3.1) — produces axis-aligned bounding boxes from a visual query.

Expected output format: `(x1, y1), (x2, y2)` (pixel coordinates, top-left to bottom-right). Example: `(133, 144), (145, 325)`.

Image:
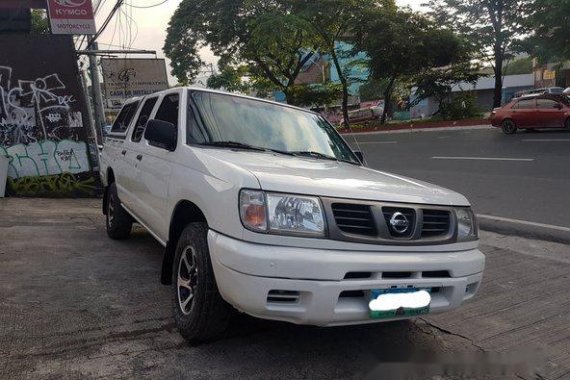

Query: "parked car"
(491, 94), (570, 134)
(340, 107), (380, 126)
(564, 87), (570, 95)
(515, 87), (565, 98)
(100, 87), (484, 343)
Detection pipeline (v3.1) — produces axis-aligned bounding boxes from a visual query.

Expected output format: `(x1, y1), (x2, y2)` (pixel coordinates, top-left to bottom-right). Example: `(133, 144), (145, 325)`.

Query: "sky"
(93, 0), (426, 85)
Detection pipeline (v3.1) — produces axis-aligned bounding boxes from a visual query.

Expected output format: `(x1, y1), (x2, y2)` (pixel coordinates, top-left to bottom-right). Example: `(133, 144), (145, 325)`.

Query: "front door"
(131, 91), (181, 240)
(536, 98), (565, 128)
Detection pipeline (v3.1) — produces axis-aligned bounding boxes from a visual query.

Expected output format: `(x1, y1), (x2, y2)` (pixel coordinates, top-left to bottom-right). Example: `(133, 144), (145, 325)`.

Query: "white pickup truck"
(100, 87), (484, 343)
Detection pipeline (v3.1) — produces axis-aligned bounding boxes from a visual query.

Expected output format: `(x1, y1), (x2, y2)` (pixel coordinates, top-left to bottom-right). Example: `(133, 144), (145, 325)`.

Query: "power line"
(85, 0), (125, 50)
(129, 0), (169, 9)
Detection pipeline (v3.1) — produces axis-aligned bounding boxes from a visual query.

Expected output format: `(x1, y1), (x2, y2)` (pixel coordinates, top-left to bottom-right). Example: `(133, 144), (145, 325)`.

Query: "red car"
(490, 94), (570, 134)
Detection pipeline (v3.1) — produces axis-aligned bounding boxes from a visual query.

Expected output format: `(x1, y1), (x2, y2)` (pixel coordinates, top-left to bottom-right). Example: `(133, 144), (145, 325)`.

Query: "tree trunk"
(493, 55), (503, 109)
(381, 77), (396, 125)
(329, 48), (350, 127)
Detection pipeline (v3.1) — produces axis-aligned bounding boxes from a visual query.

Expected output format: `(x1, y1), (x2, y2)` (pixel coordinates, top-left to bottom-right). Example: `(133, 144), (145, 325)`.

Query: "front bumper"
(208, 231), (485, 326)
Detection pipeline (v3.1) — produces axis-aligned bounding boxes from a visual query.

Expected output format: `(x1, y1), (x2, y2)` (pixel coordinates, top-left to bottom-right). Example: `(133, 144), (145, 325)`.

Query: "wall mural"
(0, 35), (97, 197)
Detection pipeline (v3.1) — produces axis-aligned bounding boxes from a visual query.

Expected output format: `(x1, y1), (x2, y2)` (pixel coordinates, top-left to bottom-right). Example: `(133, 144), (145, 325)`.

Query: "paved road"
(347, 127), (570, 238)
(2, 199), (568, 379)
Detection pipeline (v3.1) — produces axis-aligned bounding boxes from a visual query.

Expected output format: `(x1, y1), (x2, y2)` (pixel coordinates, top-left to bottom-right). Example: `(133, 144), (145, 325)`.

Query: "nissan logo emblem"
(54, 0), (87, 7)
(389, 212), (410, 234)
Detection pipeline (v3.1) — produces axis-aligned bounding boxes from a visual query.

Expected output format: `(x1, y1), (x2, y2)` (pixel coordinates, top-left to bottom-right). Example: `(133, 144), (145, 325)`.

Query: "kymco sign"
(47, 0), (96, 35)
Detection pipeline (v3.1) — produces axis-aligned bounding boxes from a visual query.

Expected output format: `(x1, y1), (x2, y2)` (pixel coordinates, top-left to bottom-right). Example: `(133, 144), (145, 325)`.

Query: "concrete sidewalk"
(1, 198), (567, 379)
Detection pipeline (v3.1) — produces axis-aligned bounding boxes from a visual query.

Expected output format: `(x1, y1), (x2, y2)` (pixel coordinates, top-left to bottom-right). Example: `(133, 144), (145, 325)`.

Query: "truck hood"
(197, 149), (470, 206)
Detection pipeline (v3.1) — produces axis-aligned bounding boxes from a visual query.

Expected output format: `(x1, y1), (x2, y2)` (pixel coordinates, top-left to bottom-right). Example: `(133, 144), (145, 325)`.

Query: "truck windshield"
(189, 91), (359, 164)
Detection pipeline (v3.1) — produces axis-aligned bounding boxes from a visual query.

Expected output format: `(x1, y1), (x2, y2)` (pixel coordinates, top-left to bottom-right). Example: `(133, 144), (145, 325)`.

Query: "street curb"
(479, 218), (570, 245)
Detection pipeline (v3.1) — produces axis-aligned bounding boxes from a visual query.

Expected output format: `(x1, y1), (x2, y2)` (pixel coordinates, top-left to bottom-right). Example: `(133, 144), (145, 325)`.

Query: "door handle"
(121, 150), (127, 156)
(136, 154), (143, 161)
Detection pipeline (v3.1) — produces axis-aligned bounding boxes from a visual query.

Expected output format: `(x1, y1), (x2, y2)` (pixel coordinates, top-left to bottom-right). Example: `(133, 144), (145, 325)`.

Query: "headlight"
(455, 208), (478, 241)
(239, 190), (325, 236)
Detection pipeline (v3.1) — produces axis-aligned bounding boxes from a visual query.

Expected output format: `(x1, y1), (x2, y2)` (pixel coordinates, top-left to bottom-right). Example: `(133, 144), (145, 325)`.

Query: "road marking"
(523, 139), (570, 142)
(478, 214), (570, 233)
(358, 141), (398, 144)
(432, 156), (534, 162)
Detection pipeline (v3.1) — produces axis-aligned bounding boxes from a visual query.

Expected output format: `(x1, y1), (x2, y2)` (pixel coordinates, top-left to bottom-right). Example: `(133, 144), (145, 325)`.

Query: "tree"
(411, 62), (481, 114)
(524, 0), (570, 61)
(206, 65), (250, 93)
(295, 0), (395, 126)
(359, 79), (391, 102)
(356, 9), (470, 124)
(503, 56), (533, 75)
(427, 0), (531, 108)
(164, 0), (317, 100)
(31, 9), (49, 34)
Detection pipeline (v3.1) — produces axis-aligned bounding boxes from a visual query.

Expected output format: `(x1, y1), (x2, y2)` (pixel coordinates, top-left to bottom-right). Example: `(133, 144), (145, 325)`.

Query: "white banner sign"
(101, 58), (170, 109)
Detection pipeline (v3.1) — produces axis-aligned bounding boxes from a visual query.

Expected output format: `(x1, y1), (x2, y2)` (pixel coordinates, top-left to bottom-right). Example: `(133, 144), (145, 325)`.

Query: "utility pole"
(88, 39), (105, 144)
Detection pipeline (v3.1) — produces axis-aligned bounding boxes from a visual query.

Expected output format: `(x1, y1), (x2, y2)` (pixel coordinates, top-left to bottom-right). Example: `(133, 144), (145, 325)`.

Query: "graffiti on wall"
(0, 35), (99, 197)
(0, 65), (91, 188)
(7, 172), (97, 197)
(0, 139), (89, 179)
(0, 66), (83, 146)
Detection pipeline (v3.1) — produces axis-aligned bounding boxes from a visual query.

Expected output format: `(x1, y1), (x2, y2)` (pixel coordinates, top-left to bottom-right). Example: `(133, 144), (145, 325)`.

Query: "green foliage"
(31, 9), (49, 34)
(411, 62), (482, 109)
(359, 79), (390, 101)
(503, 56), (533, 75)
(287, 83), (343, 107)
(523, 0), (570, 62)
(295, 0), (395, 125)
(164, 0), (316, 92)
(438, 92), (481, 120)
(356, 8), (471, 123)
(206, 65), (250, 93)
(426, 0), (532, 107)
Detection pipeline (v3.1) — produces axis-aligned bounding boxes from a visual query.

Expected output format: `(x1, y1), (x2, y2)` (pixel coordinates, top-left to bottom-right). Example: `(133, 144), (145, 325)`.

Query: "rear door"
(124, 96), (159, 220)
(107, 100), (140, 207)
(511, 98), (537, 128)
(536, 98), (565, 128)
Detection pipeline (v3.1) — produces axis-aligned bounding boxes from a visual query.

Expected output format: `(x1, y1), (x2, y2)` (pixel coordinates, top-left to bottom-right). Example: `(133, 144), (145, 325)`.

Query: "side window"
(131, 97), (158, 142)
(111, 101), (139, 133)
(514, 99), (535, 109)
(154, 94), (180, 127)
(536, 99), (560, 109)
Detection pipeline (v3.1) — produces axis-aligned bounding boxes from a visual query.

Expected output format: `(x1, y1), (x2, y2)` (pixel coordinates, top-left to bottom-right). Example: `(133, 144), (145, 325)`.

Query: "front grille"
(331, 203), (376, 236)
(382, 207), (415, 238)
(325, 198), (455, 245)
(421, 210), (451, 238)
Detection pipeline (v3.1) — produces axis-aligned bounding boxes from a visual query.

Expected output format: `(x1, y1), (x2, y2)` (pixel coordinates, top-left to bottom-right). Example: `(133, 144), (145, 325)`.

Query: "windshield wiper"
(199, 141), (294, 156)
(290, 151), (360, 165)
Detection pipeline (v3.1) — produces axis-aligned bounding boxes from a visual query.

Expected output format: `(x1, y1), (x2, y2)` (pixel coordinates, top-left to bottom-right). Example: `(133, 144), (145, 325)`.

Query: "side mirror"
(353, 151), (365, 164)
(555, 103), (563, 109)
(144, 119), (177, 151)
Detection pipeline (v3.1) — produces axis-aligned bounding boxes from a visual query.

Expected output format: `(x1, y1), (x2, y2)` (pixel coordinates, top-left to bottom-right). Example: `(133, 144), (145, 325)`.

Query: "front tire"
(501, 119), (517, 135)
(172, 222), (232, 343)
(105, 182), (132, 240)
(565, 118), (570, 130)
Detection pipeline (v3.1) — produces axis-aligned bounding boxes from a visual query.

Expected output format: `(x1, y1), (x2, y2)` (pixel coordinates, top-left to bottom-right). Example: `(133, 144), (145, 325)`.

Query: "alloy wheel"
(177, 246), (199, 315)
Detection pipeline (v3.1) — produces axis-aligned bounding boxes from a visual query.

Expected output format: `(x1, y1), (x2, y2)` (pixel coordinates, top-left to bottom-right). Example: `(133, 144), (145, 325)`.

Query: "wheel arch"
(161, 200), (208, 285)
